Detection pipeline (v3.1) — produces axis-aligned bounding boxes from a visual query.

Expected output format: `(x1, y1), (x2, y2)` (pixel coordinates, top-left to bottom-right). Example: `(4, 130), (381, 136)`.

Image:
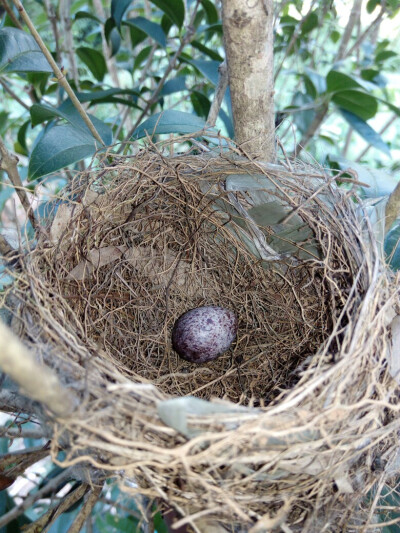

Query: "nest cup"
(6, 137), (400, 531)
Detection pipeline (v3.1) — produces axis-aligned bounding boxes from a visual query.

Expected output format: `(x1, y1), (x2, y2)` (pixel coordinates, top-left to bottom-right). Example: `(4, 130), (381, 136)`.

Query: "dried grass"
(3, 137), (400, 532)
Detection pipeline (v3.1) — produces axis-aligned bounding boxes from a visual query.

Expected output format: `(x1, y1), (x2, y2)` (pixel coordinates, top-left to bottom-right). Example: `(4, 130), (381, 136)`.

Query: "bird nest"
(3, 137), (400, 532)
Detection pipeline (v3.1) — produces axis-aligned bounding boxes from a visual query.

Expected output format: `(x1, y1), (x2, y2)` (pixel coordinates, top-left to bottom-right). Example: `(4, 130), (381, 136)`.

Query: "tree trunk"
(221, 0), (275, 161)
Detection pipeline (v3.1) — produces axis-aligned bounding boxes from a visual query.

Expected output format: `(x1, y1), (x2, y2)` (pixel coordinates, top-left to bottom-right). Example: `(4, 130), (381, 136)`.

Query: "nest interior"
(5, 139), (400, 531)
(35, 146), (335, 404)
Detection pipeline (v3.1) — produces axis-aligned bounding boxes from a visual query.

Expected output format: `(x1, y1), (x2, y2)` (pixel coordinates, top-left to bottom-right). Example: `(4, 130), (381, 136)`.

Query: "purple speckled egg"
(172, 306), (238, 363)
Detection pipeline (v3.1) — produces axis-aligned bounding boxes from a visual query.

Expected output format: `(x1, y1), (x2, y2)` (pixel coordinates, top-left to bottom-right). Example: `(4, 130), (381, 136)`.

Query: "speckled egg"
(172, 306), (238, 363)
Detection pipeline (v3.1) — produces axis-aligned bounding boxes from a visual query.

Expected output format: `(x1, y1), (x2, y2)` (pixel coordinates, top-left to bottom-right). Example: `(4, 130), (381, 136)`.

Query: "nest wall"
(5, 141), (400, 532)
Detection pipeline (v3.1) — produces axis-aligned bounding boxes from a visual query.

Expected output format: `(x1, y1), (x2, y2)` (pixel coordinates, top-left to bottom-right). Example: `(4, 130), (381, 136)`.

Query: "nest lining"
(3, 139), (400, 531)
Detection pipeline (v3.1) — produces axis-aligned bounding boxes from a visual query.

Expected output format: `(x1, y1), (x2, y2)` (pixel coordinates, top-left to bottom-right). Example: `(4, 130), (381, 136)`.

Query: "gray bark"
(221, 0), (275, 161)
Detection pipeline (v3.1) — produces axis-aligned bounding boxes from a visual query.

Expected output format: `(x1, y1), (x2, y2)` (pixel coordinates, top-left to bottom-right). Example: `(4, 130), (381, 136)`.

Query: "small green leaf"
(191, 40), (223, 61)
(367, 0), (380, 12)
(153, 512), (169, 533)
(160, 77), (187, 96)
(76, 47), (107, 82)
(0, 27), (52, 74)
(376, 50), (397, 63)
(131, 110), (208, 140)
(16, 120), (31, 156)
(150, 0), (185, 29)
(184, 58), (219, 85)
(200, 0), (219, 23)
(74, 11), (102, 24)
(123, 17), (166, 47)
(111, 0), (132, 28)
(105, 18), (121, 56)
(332, 90), (378, 121)
(28, 124), (104, 180)
(340, 110), (391, 157)
(301, 11), (318, 34)
(326, 70), (362, 93)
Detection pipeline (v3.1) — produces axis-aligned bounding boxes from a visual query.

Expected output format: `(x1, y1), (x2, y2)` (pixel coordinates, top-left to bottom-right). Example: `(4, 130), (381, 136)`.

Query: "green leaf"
(0, 27), (52, 74)
(104, 18), (121, 56)
(28, 123), (104, 180)
(111, 0), (132, 28)
(131, 110), (208, 140)
(375, 50), (397, 63)
(367, 0), (380, 12)
(160, 77), (187, 96)
(16, 120), (31, 156)
(153, 512), (169, 533)
(191, 40), (223, 61)
(335, 158), (398, 198)
(200, 0), (219, 23)
(190, 90), (211, 119)
(184, 58), (219, 85)
(133, 45), (153, 72)
(290, 92), (316, 134)
(340, 110), (390, 157)
(74, 11), (102, 24)
(123, 17), (166, 47)
(326, 70), (362, 93)
(76, 47), (107, 82)
(150, 0), (185, 29)
(301, 11), (318, 34)
(385, 223), (400, 271)
(332, 90), (378, 121)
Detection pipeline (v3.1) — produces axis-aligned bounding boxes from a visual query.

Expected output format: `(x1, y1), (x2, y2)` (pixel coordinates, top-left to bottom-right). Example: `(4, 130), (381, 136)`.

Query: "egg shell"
(172, 306), (238, 363)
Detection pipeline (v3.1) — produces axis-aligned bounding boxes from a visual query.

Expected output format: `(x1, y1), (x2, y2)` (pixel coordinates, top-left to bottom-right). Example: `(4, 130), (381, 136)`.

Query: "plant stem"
(206, 61), (228, 127)
(11, 0), (105, 146)
(0, 134), (37, 229)
(0, 78), (30, 110)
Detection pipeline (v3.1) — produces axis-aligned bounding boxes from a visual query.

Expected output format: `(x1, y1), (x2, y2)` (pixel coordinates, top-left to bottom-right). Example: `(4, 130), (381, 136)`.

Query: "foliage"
(1, 0), (400, 530)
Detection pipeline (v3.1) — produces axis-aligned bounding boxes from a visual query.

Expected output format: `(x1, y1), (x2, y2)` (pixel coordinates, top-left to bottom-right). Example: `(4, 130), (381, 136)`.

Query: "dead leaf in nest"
(67, 246), (126, 280)
(66, 244), (199, 296)
(50, 203), (82, 245)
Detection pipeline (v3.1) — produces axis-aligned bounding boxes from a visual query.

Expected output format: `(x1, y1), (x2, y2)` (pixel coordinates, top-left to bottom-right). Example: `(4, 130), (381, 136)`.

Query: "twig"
(0, 78), (30, 110)
(0, 0), (22, 28)
(0, 322), (79, 417)
(43, 0), (61, 64)
(0, 135), (37, 230)
(356, 113), (397, 161)
(67, 483), (104, 533)
(11, 0), (105, 146)
(60, 0), (80, 89)
(0, 425), (50, 439)
(0, 389), (42, 415)
(120, 1), (201, 149)
(345, 8), (385, 58)
(335, 0), (363, 61)
(206, 60), (228, 127)
(0, 466), (74, 529)
(22, 483), (89, 533)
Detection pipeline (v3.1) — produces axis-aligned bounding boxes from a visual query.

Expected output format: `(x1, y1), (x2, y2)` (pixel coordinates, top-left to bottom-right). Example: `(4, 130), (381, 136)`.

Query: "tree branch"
(0, 0), (22, 28)
(0, 389), (42, 415)
(0, 466), (74, 529)
(0, 77), (30, 110)
(0, 322), (78, 418)
(67, 483), (104, 533)
(206, 61), (228, 127)
(0, 135), (37, 230)
(120, 1), (201, 149)
(11, 0), (105, 146)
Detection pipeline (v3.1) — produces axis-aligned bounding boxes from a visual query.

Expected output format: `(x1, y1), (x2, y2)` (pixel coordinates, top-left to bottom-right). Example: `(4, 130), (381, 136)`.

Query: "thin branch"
(22, 483), (89, 533)
(0, 78), (30, 110)
(0, 389), (42, 415)
(67, 483), (104, 533)
(0, 135), (37, 230)
(274, 0), (317, 80)
(345, 8), (385, 58)
(11, 0), (105, 146)
(335, 0), (363, 61)
(43, 0), (61, 64)
(294, 101), (329, 155)
(0, 466), (74, 529)
(60, 0), (80, 89)
(120, 1), (201, 149)
(356, 113), (398, 161)
(0, 426), (50, 439)
(0, 0), (22, 28)
(206, 61), (228, 127)
(0, 322), (78, 417)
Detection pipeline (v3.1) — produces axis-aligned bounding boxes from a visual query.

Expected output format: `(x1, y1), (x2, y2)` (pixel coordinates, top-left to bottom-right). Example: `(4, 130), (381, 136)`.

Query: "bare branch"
(0, 466), (74, 529)
(335, 0), (363, 61)
(120, 2), (201, 149)
(60, 0), (80, 89)
(0, 322), (78, 417)
(0, 135), (37, 230)
(0, 389), (42, 415)
(0, 0), (22, 28)
(206, 61), (228, 128)
(22, 483), (90, 533)
(67, 483), (104, 533)
(0, 78), (30, 110)
(0, 425), (50, 439)
(11, 0), (105, 146)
